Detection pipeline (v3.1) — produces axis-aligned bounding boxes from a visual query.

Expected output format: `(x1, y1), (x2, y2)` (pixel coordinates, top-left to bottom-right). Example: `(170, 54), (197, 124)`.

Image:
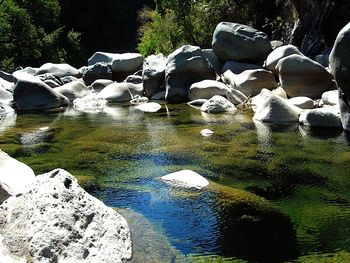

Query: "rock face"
(288, 96), (314, 109)
(35, 63), (80, 78)
(161, 170), (209, 189)
(13, 72), (70, 111)
(188, 80), (229, 100)
(54, 80), (91, 102)
(97, 83), (143, 103)
(276, 54), (333, 98)
(165, 45), (216, 102)
(265, 45), (303, 74)
(201, 95), (236, 113)
(111, 53), (144, 81)
(0, 169), (132, 263)
(299, 107), (342, 128)
(142, 54), (166, 98)
(0, 150), (35, 204)
(330, 22), (350, 131)
(82, 63), (113, 86)
(253, 89), (301, 122)
(212, 22), (272, 63)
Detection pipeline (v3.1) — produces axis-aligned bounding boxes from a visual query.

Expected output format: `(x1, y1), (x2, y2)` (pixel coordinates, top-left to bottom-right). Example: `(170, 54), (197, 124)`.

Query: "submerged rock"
(200, 129), (214, 137)
(201, 95), (236, 114)
(97, 83), (143, 103)
(0, 169), (132, 263)
(161, 170), (209, 189)
(299, 107), (342, 128)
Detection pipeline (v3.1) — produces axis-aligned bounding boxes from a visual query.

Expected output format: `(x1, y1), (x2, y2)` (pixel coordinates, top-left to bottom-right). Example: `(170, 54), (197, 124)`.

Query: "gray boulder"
(0, 150), (35, 204)
(90, 79), (114, 93)
(212, 22), (272, 63)
(35, 63), (80, 78)
(142, 54), (166, 98)
(161, 170), (209, 189)
(97, 82), (144, 103)
(330, 22), (350, 131)
(88, 52), (119, 66)
(288, 96), (314, 109)
(124, 74), (143, 84)
(0, 70), (14, 83)
(226, 88), (247, 105)
(265, 45), (303, 74)
(200, 95), (236, 113)
(314, 54), (329, 67)
(13, 72), (70, 111)
(322, 90), (339, 106)
(222, 61), (262, 74)
(165, 45), (216, 102)
(112, 53), (144, 81)
(188, 80), (229, 100)
(54, 80), (91, 102)
(299, 107), (342, 128)
(150, 90), (166, 100)
(0, 169), (132, 263)
(276, 54), (333, 98)
(202, 49), (223, 74)
(82, 63), (112, 86)
(44, 79), (61, 88)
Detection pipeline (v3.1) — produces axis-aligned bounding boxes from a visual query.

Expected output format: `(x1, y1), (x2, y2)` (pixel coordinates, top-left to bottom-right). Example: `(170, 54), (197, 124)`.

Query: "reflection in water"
(0, 112), (16, 134)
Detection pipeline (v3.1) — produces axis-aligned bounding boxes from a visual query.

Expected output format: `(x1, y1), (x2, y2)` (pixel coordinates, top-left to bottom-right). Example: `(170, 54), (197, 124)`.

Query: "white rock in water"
(161, 170), (209, 189)
(200, 129), (214, 137)
(134, 102), (162, 113)
(73, 94), (108, 113)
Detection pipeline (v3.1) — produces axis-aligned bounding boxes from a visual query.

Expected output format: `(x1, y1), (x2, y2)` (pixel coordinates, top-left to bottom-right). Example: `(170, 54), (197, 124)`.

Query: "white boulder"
(111, 53), (144, 74)
(161, 170), (209, 189)
(35, 63), (80, 78)
(265, 45), (303, 74)
(288, 96), (314, 109)
(54, 80), (91, 102)
(143, 54), (166, 98)
(134, 102), (162, 113)
(322, 90), (339, 105)
(188, 80), (229, 100)
(201, 95), (236, 113)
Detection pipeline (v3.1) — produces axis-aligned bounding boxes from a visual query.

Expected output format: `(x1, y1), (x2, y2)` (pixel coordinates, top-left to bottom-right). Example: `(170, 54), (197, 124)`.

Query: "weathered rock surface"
(201, 95), (236, 114)
(13, 72), (70, 110)
(124, 75), (143, 84)
(188, 80), (229, 100)
(161, 170), (209, 189)
(276, 54), (333, 98)
(202, 49), (223, 74)
(322, 90), (339, 106)
(35, 63), (80, 78)
(288, 96), (314, 109)
(142, 54), (166, 98)
(111, 53), (143, 73)
(253, 89), (301, 122)
(165, 45), (216, 102)
(88, 52), (118, 66)
(0, 150), (35, 204)
(314, 54), (329, 67)
(0, 169), (132, 263)
(299, 107), (342, 128)
(212, 22), (272, 63)
(90, 79), (114, 93)
(97, 83), (143, 103)
(82, 63), (113, 86)
(265, 45), (303, 74)
(134, 102), (162, 113)
(54, 80), (91, 102)
(222, 61), (262, 74)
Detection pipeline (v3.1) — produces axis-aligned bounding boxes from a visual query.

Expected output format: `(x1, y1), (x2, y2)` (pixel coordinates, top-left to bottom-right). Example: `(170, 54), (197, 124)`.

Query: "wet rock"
(97, 83), (143, 103)
(54, 80), (91, 102)
(188, 80), (229, 100)
(143, 54), (166, 98)
(201, 95), (236, 114)
(299, 107), (342, 128)
(288, 96), (314, 109)
(161, 170), (209, 189)
(0, 169), (132, 263)
(35, 63), (80, 78)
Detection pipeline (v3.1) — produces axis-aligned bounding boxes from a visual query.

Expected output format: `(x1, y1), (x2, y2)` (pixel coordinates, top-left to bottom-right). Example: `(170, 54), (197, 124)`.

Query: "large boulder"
(35, 63), (80, 78)
(90, 79), (114, 93)
(212, 22), (272, 63)
(222, 69), (278, 97)
(161, 170), (209, 189)
(88, 52), (119, 66)
(13, 72), (70, 111)
(200, 95), (236, 113)
(111, 53), (144, 81)
(288, 96), (314, 109)
(330, 22), (350, 131)
(222, 60), (262, 74)
(188, 80), (229, 100)
(0, 150), (35, 204)
(97, 82), (144, 103)
(0, 169), (132, 263)
(276, 54), (333, 98)
(54, 80), (91, 102)
(202, 49), (223, 74)
(265, 45), (303, 74)
(165, 45), (216, 102)
(253, 89), (301, 122)
(82, 63), (113, 86)
(142, 54), (166, 98)
(299, 107), (342, 128)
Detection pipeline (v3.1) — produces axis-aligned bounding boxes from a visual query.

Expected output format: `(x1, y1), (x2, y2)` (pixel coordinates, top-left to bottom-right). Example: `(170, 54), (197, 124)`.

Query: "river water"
(1, 103), (350, 262)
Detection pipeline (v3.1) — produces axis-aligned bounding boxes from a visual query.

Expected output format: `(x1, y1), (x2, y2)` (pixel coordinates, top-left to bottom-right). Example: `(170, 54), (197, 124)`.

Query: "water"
(1, 103), (350, 262)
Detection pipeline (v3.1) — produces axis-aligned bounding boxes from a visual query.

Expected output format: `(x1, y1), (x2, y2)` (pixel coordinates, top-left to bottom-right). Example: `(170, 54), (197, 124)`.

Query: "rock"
(88, 52), (119, 66)
(97, 82), (144, 103)
(150, 90), (166, 100)
(19, 67), (38, 75)
(143, 54), (166, 98)
(165, 45), (216, 102)
(13, 72), (70, 111)
(187, 99), (208, 106)
(35, 63), (80, 78)
(314, 54), (329, 67)
(223, 69), (278, 97)
(37, 73), (64, 86)
(299, 107), (342, 128)
(265, 45), (303, 74)
(82, 63), (112, 86)
(201, 95), (236, 113)
(270, 40), (284, 49)
(322, 90), (339, 105)
(0, 109), (16, 134)
(90, 79), (114, 93)
(253, 89), (301, 122)
(161, 170), (209, 189)
(200, 129), (214, 137)
(111, 53), (144, 80)
(272, 86), (288, 99)
(44, 79), (61, 88)
(0, 86), (13, 105)
(276, 54), (333, 98)
(330, 22), (350, 131)
(61, 76), (79, 84)
(134, 102), (162, 113)
(73, 94), (108, 113)
(54, 80), (91, 102)
(226, 89), (247, 105)
(212, 22), (272, 63)
(0, 70), (14, 83)
(0, 104), (15, 117)
(0, 77), (14, 91)
(188, 80), (229, 100)
(0, 150), (35, 204)
(222, 61), (263, 74)
(0, 169), (132, 263)
(130, 95), (149, 105)
(124, 74), (143, 84)
(202, 49), (223, 74)
(288, 96), (314, 109)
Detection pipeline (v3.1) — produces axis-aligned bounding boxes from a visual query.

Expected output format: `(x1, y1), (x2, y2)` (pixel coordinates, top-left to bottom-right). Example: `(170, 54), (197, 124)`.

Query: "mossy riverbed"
(1, 103), (350, 262)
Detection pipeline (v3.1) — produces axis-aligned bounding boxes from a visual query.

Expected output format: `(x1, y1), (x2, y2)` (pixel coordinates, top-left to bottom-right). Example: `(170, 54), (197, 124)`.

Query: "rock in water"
(330, 22), (350, 131)
(142, 54), (166, 98)
(54, 80), (91, 102)
(201, 95), (236, 114)
(188, 80), (229, 100)
(299, 107), (342, 128)
(97, 83), (144, 103)
(212, 22), (272, 63)
(134, 102), (162, 113)
(0, 150), (35, 204)
(0, 169), (132, 263)
(161, 170), (209, 189)
(200, 129), (214, 137)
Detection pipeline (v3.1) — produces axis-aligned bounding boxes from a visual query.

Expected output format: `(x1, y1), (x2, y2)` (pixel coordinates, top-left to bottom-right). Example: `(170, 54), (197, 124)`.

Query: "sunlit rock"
(299, 107), (342, 128)
(201, 95), (236, 114)
(188, 80), (229, 100)
(322, 90), (339, 106)
(98, 82), (144, 103)
(143, 54), (166, 98)
(73, 94), (108, 113)
(35, 63), (80, 78)
(134, 102), (162, 113)
(54, 80), (91, 102)
(288, 96), (314, 109)
(161, 170), (209, 189)
(200, 129), (214, 137)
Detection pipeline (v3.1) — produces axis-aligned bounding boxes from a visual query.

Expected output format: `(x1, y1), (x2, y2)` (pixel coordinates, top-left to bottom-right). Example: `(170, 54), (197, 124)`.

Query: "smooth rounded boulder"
(265, 45), (303, 74)
(330, 22), (350, 131)
(82, 63), (112, 85)
(90, 79), (113, 93)
(0, 169), (132, 263)
(97, 82), (144, 103)
(142, 54), (166, 98)
(54, 80), (91, 102)
(188, 80), (229, 100)
(201, 95), (236, 114)
(299, 107), (342, 128)
(161, 170), (209, 189)
(35, 63), (80, 78)
(165, 45), (216, 102)
(322, 90), (339, 105)
(111, 53), (144, 81)
(212, 22), (272, 63)
(88, 51), (119, 66)
(288, 96), (314, 109)
(276, 54), (333, 98)
(13, 72), (70, 111)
